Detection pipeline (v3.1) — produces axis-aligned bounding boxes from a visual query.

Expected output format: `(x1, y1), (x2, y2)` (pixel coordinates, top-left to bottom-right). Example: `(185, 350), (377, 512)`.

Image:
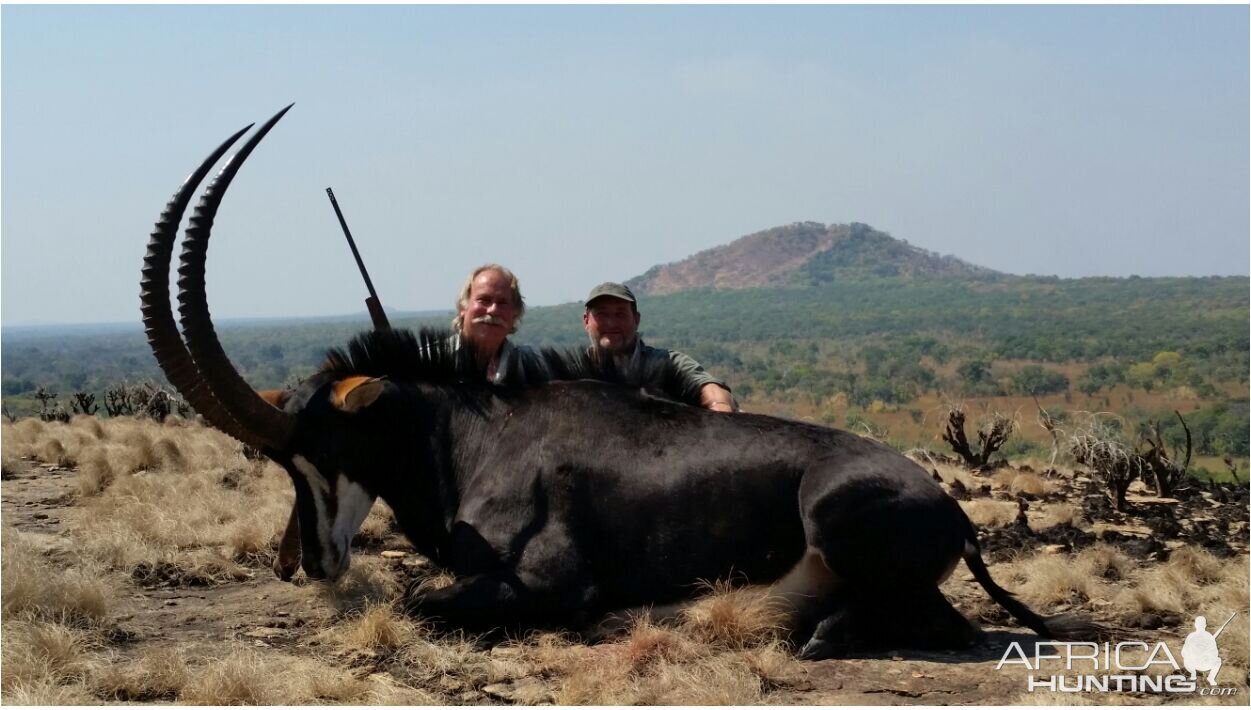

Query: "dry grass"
(1009, 472), (1049, 497)
(1, 620), (97, 692)
(355, 502), (396, 544)
(27, 418), (298, 584)
(679, 581), (787, 649)
(1036, 502), (1083, 529)
(90, 648), (189, 702)
(1, 527), (113, 626)
(334, 603), (419, 655)
(2, 415), (1245, 705)
(179, 646), (395, 705)
(993, 545), (1249, 690)
(318, 557), (405, 614)
(960, 499), (1020, 528)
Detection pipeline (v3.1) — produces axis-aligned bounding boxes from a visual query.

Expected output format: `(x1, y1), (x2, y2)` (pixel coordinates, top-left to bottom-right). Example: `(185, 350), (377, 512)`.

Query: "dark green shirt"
(597, 338), (730, 407)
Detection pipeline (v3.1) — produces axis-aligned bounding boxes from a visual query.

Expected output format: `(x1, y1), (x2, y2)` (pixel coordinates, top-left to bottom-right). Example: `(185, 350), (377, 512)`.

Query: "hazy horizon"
(3, 4), (1248, 327)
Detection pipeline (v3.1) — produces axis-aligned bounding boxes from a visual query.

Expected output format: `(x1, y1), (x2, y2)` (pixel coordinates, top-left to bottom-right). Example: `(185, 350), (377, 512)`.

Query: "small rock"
(1041, 544), (1067, 555)
(275, 611), (290, 617)
(32, 513), (49, 520)
(381, 550), (406, 559)
(164, 600), (178, 607)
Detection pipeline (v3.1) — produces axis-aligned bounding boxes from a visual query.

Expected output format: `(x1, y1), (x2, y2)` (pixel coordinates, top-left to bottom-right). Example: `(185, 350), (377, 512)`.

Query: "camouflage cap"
(585, 282), (637, 307)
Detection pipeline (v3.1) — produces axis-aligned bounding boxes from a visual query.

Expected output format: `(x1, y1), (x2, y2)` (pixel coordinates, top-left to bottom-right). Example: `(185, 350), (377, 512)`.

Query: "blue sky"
(2, 4), (1247, 325)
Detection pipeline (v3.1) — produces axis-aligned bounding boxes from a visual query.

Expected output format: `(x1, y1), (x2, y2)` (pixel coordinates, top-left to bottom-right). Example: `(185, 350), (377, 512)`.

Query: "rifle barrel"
(326, 187), (380, 301)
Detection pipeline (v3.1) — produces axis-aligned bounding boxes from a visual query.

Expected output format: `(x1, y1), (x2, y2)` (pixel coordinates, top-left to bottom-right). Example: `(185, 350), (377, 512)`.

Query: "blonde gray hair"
(452, 264), (525, 334)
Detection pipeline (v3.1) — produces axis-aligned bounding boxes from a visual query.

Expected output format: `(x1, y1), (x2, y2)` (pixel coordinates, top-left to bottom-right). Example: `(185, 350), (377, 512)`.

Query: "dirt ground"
(2, 450), (1247, 705)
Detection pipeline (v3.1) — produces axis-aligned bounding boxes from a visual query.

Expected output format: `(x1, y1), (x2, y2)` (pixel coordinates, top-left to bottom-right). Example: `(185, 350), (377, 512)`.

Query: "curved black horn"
(178, 104), (297, 450)
(141, 123), (275, 450)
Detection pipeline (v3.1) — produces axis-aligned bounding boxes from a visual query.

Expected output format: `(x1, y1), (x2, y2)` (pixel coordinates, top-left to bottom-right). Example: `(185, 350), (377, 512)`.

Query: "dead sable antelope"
(141, 106), (1102, 658)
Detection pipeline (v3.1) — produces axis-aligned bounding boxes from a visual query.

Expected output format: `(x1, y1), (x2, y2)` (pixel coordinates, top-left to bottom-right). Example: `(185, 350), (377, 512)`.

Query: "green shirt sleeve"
(642, 346), (729, 405)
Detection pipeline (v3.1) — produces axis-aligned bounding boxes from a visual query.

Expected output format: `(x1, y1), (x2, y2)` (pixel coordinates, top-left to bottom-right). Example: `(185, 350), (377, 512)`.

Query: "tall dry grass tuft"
(622, 617), (704, 671)
(679, 581), (786, 649)
(960, 499), (1019, 528)
(1036, 502), (1082, 529)
(1009, 472), (1049, 497)
(335, 603), (418, 655)
(151, 437), (185, 469)
(71, 414), (107, 439)
(0, 620), (96, 693)
(37, 438), (75, 468)
(76, 451), (116, 496)
(1, 528), (113, 626)
(179, 648), (281, 705)
(0, 450), (19, 479)
(90, 648), (188, 702)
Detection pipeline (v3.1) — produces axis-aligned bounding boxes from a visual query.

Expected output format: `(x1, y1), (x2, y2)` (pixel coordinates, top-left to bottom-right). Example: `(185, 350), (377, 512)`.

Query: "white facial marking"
(292, 455), (330, 497)
(329, 476), (376, 577)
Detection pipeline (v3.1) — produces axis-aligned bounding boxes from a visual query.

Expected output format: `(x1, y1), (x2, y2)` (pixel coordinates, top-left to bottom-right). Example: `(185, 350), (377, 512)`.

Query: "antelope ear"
(330, 376), (387, 413)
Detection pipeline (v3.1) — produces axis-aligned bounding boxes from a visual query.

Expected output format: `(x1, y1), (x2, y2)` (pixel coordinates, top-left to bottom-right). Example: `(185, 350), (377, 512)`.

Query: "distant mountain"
(625, 222), (1003, 296)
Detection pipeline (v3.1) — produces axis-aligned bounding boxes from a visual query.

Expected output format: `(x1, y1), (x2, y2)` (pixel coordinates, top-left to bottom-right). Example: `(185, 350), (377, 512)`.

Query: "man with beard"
(582, 282), (736, 412)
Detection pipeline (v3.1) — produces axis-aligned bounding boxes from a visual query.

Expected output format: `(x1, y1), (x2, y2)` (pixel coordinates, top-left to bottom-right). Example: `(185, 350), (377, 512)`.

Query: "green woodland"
(4, 274), (1248, 462)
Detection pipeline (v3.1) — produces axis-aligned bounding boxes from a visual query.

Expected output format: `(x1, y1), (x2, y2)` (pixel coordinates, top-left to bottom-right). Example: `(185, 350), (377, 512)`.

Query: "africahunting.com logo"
(997, 613), (1241, 696)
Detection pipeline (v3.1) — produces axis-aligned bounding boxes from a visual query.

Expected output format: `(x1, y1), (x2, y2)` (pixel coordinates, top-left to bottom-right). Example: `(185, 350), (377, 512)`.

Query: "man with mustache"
(583, 282), (737, 412)
(453, 263), (534, 383)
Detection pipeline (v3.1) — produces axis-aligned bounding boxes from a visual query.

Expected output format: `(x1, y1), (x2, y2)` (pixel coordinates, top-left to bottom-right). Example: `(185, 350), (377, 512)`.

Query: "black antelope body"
(142, 106), (1101, 657)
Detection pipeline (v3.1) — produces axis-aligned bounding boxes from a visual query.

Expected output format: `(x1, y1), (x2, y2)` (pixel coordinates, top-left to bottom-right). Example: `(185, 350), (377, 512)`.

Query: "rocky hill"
(625, 222), (1003, 296)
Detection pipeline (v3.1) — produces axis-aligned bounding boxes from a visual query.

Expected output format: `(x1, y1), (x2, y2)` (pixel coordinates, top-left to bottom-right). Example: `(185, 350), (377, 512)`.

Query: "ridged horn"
(178, 104), (297, 450)
(141, 124), (274, 450)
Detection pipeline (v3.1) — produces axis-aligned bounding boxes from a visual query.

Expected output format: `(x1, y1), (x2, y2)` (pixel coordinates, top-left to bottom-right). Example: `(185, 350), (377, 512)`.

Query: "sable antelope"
(142, 106), (1100, 657)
